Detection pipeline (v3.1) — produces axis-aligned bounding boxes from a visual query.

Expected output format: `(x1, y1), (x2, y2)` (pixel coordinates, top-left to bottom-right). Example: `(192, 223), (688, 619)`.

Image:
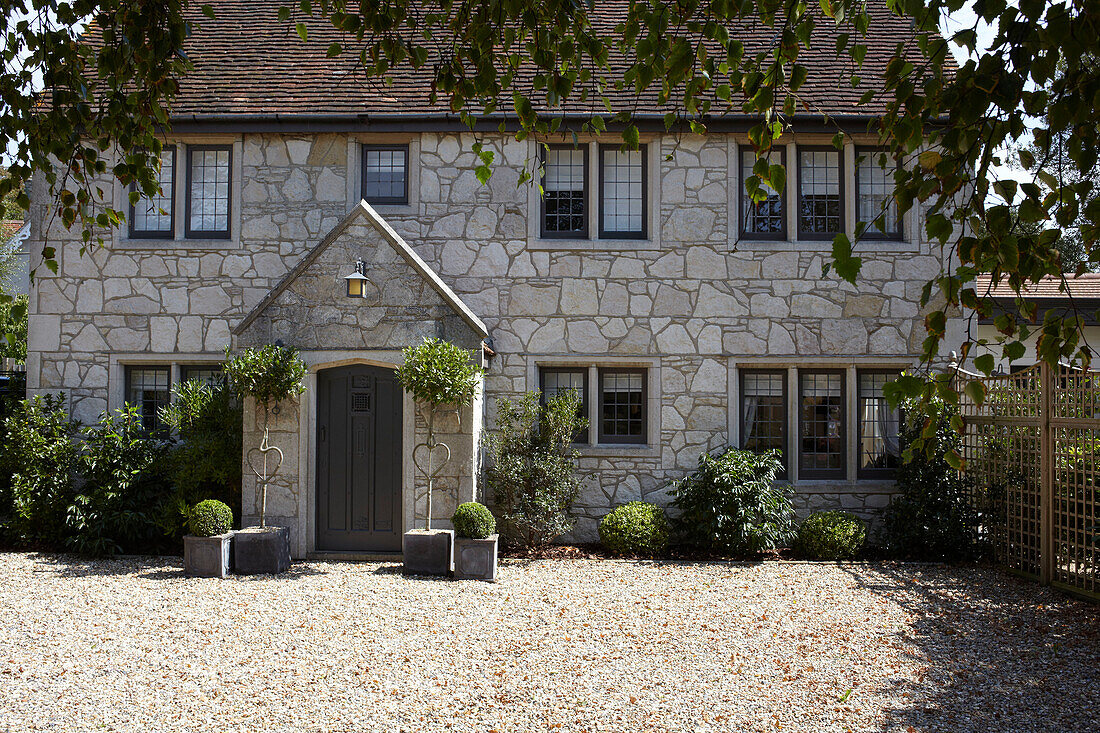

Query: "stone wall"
(26, 128), (952, 547)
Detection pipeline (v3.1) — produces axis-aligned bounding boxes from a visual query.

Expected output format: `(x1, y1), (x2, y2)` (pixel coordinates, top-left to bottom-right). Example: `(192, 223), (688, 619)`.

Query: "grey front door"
(316, 364), (402, 552)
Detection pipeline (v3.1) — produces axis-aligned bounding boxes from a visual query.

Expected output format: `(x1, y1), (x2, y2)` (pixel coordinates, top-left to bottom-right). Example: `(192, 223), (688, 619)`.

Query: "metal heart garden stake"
(246, 426), (284, 529)
(412, 406), (461, 530)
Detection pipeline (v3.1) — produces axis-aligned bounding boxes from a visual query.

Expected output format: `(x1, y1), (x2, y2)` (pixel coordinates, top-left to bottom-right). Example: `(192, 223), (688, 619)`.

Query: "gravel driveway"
(0, 553), (1097, 732)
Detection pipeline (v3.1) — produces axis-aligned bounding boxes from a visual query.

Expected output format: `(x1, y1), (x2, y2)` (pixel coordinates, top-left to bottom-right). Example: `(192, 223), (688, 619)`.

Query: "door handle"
(320, 426), (326, 442)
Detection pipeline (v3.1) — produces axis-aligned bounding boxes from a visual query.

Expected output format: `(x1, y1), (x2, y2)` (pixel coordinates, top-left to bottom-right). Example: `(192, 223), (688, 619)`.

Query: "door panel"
(317, 365), (402, 552)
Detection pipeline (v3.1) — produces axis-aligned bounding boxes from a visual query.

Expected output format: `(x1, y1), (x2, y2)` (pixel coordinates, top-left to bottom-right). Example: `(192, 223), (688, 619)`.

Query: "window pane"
(363, 147), (408, 203)
(543, 148), (586, 235)
(130, 149), (174, 234)
(857, 150), (899, 236)
(741, 150), (784, 235)
(798, 149), (841, 235)
(180, 365), (225, 387)
(189, 148), (231, 234)
(858, 372), (901, 473)
(742, 372), (786, 472)
(601, 148), (644, 235)
(600, 370), (645, 442)
(541, 368), (587, 443)
(799, 372), (844, 475)
(126, 367), (171, 433)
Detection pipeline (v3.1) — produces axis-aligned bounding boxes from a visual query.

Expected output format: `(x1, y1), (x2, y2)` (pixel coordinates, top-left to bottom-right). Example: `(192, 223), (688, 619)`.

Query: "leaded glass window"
(362, 145), (408, 204)
(797, 148), (842, 239)
(598, 369), (646, 444)
(180, 365), (226, 388)
(126, 366), (171, 433)
(599, 146), (646, 238)
(540, 368), (588, 443)
(741, 149), (785, 238)
(186, 146), (231, 237)
(129, 148), (175, 238)
(741, 371), (787, 477)
(856, 148), (901, 239)
(798, 371), (845, 478)
(541, 146), (588, 237)
(858, 371), (902, 477)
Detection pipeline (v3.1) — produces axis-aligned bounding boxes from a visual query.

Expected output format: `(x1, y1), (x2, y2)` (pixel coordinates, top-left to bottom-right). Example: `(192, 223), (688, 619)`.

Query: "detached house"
(25, 1), (949, 557)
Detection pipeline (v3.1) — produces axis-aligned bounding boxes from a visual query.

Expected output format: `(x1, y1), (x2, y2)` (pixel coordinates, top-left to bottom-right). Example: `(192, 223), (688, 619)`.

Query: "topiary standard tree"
(395, 337), (484, 531)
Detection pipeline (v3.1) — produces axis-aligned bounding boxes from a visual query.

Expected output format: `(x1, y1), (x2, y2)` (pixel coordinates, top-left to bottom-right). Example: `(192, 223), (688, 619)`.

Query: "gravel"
(0, 553), (1097, 732)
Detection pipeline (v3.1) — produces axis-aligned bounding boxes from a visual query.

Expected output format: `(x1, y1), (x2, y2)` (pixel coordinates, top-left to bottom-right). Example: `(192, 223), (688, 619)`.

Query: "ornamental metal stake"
(412, 405), (460, 531)
(246, 424), (284, 529)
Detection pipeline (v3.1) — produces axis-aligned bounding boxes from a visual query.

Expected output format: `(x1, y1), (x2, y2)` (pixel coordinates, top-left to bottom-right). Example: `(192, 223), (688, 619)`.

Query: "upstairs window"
(741, 370), (788, 478)
(541, 146), (588, 238)
(129, 148), (175, 239)
(857, 371), (902, 478)
(740, 148), (786, 239)
(599, 145), (646, 239)
(186, 145), (232, 238)
(798, 370), (846, 479)
(362, 144), (409, 205)
(598, 369), (646, 444)
(856, 148), (901, 239)
(797, 147), (842, 240)
(126, 366), (171, 433)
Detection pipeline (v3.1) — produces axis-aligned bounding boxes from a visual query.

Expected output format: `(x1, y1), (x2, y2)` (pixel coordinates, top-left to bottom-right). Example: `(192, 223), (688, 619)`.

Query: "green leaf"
(974, 354), (995, 376)
(296, 22), (308, 42)
(831, 234), (863, 284)
(201, 4), (216, 19)
(964, 379), (987, 406)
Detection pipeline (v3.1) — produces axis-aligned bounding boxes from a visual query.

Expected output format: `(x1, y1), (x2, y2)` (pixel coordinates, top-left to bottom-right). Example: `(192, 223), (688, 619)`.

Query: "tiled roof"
(975, 274), (1100, 302)
(97, 0), (933, 123)
(0, 220), (23, 241)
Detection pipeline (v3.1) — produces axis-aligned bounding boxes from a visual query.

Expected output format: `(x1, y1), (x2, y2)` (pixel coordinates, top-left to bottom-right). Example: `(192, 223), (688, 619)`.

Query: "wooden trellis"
(956, 363), (1100, 600)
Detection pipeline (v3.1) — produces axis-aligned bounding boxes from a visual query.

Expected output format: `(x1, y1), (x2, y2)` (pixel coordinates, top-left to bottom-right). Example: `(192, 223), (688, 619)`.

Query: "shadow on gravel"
(841, 563), (1100, 733)
(27, 553), (329, 581)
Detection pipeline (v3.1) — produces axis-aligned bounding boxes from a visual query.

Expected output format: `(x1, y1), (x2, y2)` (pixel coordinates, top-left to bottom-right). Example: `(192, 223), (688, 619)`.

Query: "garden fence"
(955, 362), (1100, 601)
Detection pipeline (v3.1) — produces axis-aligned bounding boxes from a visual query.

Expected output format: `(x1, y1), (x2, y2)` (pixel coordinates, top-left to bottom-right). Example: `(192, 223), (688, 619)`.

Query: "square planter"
(234, 526), (291, 575)
(454, 534), (498, 582)
(403, 529), (454, 576)
(183, 532), (233, 578)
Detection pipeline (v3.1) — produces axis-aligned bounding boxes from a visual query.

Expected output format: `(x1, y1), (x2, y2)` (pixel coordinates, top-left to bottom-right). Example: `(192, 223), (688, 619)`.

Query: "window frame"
(184, 144), (233, 240)
(739, 369), (789, 479)
(854, 146), (903, 241)
(128, 147), (176, 240)
(179, 364), (226, 387)
(124, 365), (172, 434)
(538, 367), (590, 444)
(540, 144), (590, 239)
(597, 368), (648, 445)
(856, 369), (902, 479)
(797, 368), (848, 480)
(739, 147), (787, 241)
(597, 144), (648, 240)
(796, 145), (845, 242)
(361, 143), (410, 206)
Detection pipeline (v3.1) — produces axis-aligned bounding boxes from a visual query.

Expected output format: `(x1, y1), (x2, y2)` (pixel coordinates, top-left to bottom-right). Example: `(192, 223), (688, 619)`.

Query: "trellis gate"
(955, 363), (1100, 600)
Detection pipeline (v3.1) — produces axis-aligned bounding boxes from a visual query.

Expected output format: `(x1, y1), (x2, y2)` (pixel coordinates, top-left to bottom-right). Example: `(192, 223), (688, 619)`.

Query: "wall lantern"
(344, 259), (370, 298)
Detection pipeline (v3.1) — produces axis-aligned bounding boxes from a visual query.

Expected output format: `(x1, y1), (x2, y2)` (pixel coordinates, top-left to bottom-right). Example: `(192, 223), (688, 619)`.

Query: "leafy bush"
(487, 390), (586, 549)
(452, 502), (496, 539)
(224, 344), (306, 411)
(0, 394), (79, 546)
(188, 499), (234, 537)
(0, 294), (28, 364)
(598, 502), (669, 556)
(795, 511), (867, 560)
(670, 447), (795, 556)
(881, 398), (987, 561)
(66, 405), (170, 556)
(396, 337), (483, 408)
(158, 378), (242, 539)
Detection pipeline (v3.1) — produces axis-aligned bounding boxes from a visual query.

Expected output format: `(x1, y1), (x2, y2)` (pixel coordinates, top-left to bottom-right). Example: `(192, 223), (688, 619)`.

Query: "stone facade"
(26, 128), (951, 553)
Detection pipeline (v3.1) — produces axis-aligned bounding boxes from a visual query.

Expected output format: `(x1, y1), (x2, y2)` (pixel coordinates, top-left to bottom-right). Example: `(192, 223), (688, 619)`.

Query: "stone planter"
(234, 526), (291, 575)
(183, 532), (234, 578)
(453, 534), (498, 582)
(403, 529), (454, 576)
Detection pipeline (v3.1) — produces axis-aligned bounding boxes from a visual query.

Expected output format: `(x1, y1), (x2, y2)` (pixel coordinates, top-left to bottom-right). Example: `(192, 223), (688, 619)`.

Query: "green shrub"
(452, 502), (496, 539)
(598, 502), (669, 556)
(670, 447), (795, 556)
(67, 405), (170, 556)
(0, 394), (79, 546)
(881, 399), (987, 561)
(158, 378), (242, 540)
(487, 390), (586, 548)
(795, 511), (867, 560)
(188, 499), (234, 537)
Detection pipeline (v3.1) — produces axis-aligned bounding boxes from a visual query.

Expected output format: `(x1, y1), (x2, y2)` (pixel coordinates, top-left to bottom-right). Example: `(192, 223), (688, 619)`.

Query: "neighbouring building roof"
(1, 220), (24, 242)
(88, 0), (933, 125)
(975, 274), (1100, 303)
